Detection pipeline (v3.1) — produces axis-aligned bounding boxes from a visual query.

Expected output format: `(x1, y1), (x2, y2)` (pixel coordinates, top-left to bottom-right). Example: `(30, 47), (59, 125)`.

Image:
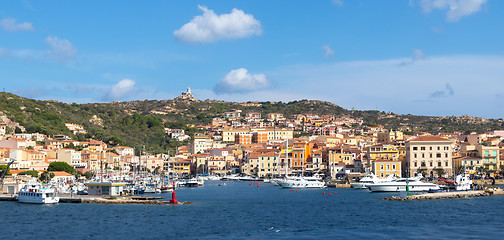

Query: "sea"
(2, 181), (503, 239)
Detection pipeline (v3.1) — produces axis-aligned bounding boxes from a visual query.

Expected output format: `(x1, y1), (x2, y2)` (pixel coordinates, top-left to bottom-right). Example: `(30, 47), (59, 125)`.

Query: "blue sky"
(1, 0), (503, 118)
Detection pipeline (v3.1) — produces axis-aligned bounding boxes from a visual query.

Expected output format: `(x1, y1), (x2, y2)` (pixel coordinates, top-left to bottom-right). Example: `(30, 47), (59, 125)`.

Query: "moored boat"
(17, 183), (59, 204)
(278, 176), (325, 189)
(367, 175), (439, 192)
(350, 173), (396, 189)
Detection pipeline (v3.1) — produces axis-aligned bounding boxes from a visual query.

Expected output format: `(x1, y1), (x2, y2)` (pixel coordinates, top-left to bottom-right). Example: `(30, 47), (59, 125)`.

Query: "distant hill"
(0, 92), (502, 154)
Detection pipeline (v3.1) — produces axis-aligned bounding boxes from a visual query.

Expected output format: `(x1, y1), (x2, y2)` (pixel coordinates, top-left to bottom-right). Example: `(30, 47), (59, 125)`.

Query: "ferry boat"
(366, 175), (439, 192)
(278, 176), (325, 189)
(350, 173), (396, 189)
(17, 183), (59, 204)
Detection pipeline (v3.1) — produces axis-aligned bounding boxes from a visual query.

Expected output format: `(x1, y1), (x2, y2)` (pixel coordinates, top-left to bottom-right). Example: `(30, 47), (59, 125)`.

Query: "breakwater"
(384, 189), (504, 201)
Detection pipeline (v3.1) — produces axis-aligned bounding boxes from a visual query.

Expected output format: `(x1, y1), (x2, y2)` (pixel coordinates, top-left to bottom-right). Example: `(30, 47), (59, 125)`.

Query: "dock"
(1, 194), (191, 205)
(383, 189), (504, 201)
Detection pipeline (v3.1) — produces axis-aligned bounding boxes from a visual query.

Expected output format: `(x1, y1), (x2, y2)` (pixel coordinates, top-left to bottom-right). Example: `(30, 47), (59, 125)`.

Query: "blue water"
(2, 181), (503, 239)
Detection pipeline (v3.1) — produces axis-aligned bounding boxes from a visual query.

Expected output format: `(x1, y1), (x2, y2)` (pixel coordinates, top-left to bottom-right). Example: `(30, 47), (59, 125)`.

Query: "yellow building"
(373, 159), (402, 178)
(257, 152), (280, 177)
(366, 144), (400, 161)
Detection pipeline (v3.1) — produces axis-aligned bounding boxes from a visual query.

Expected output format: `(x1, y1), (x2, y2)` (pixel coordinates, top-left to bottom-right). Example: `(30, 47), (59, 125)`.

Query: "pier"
(384, 189), (504, 201)
(1, 194), (192, 205)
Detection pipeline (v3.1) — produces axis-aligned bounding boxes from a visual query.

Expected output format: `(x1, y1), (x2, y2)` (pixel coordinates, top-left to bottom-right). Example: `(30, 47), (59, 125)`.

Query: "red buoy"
(329, 193), (332, 196)
(323, 191), (326, 195)
(296, 190), (298, 192)
(257, 185), (260, 188)
(290, 189), (294, 191)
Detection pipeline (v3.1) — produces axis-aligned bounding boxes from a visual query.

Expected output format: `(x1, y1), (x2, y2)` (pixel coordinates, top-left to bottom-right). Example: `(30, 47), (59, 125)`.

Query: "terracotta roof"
(409, 136), (451, 142)
(49, 171), (74, 177)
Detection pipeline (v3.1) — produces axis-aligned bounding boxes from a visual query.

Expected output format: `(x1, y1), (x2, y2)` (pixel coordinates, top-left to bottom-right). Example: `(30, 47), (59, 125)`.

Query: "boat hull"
(368, 184), (439, 192)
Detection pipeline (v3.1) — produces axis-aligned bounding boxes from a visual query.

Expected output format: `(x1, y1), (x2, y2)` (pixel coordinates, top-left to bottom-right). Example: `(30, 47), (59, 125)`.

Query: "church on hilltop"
(174, 87), (197, 101)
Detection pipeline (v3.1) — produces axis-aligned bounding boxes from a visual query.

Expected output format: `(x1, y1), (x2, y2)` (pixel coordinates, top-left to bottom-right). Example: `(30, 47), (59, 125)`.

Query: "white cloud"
(419, 0), (487, 22)
(0, 47), (11, 57)
(44, 36), (78, 62)
(399, 48), (426, 66)
(1, 18), (34, 31)
(106, 79), (136, 100)
(332, 0), (344, 6)
(173, 5), (262, 43)
(322, 45), (335, 58)
(214, 68), (270, 94)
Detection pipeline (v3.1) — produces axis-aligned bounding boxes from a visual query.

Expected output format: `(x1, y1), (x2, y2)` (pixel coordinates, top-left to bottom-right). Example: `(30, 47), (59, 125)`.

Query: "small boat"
(218, 183), (226, 186)
(17, 183), (59, 204)
(185, 177), (204, 187)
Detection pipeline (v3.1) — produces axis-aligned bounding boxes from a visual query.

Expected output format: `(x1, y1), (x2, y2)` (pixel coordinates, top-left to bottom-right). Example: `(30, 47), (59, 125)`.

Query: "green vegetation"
(47, 162), (76, 175)
(0, 165), (12, 176)
(39, 172), (55, 182)
(18, 170), (39, 178)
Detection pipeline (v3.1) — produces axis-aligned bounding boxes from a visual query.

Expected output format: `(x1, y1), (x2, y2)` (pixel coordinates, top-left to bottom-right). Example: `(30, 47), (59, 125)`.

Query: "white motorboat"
(185, 177), (204, 187)
(454, 174), (472, 191)
(367, 175), (439, 192)
(278, 176), (325, 189)
(17, 183), (59, 204)
(351, 174), (396, 189)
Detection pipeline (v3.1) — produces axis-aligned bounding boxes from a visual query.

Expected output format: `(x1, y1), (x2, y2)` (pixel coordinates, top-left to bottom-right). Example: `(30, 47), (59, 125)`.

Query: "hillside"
(0, 92), (502, 154)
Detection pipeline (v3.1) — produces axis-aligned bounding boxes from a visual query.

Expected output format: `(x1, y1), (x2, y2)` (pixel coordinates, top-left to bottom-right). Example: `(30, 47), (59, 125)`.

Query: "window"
(381, 173), (384, 177)
(414, 154), (417, 158)
(422, 154), (425, 158)
(413, 147), (418, 151)
(430, 162), (432, 167)
(445, 162), (448, 166)
(386, 164), (390, 169)
(438, 162), (441, 167)
(414, 162), (417, 167)
(429, 147), (432, 150)
(392, 165), (396, 169)
(485, 151), (489, 157)
(380, 165), (384, 169)
(445, 153), (448, 158)
(430, 153), (433, 158)
(493, 151), (497, 156)
(436, 153), (441, 158)
(421, 147), (426, 151)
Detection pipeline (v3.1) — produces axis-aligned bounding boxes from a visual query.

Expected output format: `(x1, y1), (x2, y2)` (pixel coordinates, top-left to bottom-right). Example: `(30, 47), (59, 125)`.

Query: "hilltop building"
(174, 87), (197, 101)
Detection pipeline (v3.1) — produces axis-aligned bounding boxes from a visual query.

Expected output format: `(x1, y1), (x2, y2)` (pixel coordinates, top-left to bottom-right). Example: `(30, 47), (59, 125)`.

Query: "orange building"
(252, 132), (268, 143)
(235, 133), (252, 145)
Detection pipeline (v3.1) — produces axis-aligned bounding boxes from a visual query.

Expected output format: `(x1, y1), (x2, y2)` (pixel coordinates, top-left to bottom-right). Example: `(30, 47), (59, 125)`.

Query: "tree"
(39, 172), (55, 182)
(18, 170), (39, 178)
(83, 171), (95, 179)
(47, 162), (76, 175)
(417, 168), (427, 177)
(0, 165), (12, 176)
(434, 168), (445, 178)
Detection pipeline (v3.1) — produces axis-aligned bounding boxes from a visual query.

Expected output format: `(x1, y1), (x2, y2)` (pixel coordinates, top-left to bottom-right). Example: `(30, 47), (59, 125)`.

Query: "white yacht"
(278, 176), (325, 189)
(17, 183), (59, 204)
(366, 175), (439, 192)
(350, 174), (396, 189)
